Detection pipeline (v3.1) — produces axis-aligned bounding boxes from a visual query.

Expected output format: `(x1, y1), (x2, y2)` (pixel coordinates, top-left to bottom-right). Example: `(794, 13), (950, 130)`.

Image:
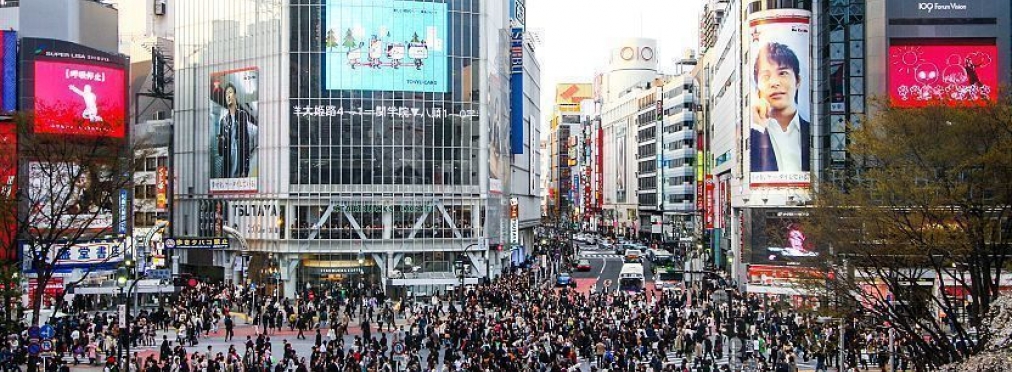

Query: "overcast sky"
(527, 0), (703, 118)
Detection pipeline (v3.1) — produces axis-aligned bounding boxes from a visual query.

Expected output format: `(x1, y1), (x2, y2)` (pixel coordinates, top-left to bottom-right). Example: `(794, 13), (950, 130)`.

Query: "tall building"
(698, 0), (1012, 294)
(172, 0), (539, 298)
(698, 0), (729, 53)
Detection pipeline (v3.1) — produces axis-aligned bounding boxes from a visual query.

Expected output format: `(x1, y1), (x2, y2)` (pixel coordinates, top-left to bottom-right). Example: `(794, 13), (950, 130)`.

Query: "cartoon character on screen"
(408, 32), (429, 70)
(386, 43), (406, 69)
(68, 84), (103, 122)
(911, 63), (940, 101)
(368, 36), (384, 69)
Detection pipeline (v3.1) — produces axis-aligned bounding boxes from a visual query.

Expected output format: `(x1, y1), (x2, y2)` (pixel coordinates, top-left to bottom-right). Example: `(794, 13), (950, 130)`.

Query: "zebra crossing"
(580, 252), (623, 259)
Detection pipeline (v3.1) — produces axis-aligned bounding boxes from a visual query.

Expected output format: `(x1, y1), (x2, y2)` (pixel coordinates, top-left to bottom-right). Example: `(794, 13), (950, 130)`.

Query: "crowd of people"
(0, 237), (926, 372)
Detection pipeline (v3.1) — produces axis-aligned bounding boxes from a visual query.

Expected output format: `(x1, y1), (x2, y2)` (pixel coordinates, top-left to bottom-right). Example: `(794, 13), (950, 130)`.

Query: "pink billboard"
(889, 43), (998, 107)
(34, 60), (126, 138)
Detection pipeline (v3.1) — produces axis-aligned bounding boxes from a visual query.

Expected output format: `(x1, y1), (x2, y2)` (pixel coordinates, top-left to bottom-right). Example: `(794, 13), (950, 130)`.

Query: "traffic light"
(116, 267), (128, 287)
(124, 252), (134, 268)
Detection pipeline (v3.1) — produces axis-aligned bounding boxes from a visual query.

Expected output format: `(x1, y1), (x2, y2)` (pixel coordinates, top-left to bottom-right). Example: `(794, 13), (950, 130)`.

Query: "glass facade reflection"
(289, 0), (481, 186)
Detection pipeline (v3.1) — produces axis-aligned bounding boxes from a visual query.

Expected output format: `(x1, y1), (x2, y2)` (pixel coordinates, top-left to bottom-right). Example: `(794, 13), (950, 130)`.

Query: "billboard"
(0, 122), (13, 262)
(33, 60), (127, 138)
(21, 240), (123, 273)
(747, 209), (820, 267)
(888, 41), (998, 107)
(28, 161), (115, 232)
(556, 83), (592, 106)
(229, 200), (283, 240)
(209, 68), (259, 194)
(747, 9), (812, 189)
(510, 28), (524, 154)
(155, 166), (168, 211)
(324, 0), (448, 93)
(0, 31), (15, 113)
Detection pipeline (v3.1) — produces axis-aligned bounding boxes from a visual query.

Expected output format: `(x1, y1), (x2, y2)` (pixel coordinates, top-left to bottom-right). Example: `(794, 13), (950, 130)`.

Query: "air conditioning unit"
(154, 0), (166, 15)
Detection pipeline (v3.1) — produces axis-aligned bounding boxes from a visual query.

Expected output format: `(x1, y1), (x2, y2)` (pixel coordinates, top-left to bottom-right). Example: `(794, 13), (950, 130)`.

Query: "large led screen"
(748, 209), (820, 267)
(324, 0), (448, 92)
(747, 9), (812, 190)
(889, 42), (998, 107)
(209, 68), (259, 194)
(33, 60), (126, 138)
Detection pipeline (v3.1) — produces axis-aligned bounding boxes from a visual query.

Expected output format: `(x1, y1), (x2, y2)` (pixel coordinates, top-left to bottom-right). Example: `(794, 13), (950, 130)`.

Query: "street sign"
(162, 237), (228, 250)
(27, 343), (40, 356)
(27, 326), (39, 339)
(40, 340), (52, 352)
(39, 325), (54, 340)
(147, 269), (171, 280)
(393, 342), (405, 355)
(118, 304), (127, 328)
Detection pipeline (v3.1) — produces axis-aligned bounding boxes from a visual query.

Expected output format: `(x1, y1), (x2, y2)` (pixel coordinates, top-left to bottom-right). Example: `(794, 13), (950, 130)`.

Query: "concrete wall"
(20, 0), (119, 55)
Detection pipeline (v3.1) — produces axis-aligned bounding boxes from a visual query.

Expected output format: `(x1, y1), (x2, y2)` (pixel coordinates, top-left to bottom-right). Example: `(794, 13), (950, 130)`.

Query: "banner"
(209, 68), (259, 194)
(21, 240), (124, 273)
(510, 28), (524, 154)
(747, 9), (812, 190)
(155, 166), (168, 211)
(704, 175), (714, 229)
(509, 198), (519, 244)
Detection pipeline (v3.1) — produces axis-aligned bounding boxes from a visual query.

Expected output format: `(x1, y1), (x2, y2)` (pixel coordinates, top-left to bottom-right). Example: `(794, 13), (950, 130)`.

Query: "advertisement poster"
(747, 9), (812, 189)
(704, 175), (714, 229)
(197, 199), (228, 237)
(888, 42), (998, 107)
(615, 128), (626, 203)
(748, 209), (819, 267)
(324, 0), (448, 93)
(33, 60), (126, 138)
(27, 162), (115, 232)
(209, 68), (259, 194)
(22, 240), (123, 273)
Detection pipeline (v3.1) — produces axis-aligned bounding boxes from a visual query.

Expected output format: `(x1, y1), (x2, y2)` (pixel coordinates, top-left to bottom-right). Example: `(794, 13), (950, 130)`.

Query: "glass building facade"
(174, 0), (515, 297)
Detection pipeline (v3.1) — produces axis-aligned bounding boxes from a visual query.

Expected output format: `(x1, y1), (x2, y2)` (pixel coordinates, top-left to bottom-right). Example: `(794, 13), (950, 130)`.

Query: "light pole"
(357, 250), (365, 292)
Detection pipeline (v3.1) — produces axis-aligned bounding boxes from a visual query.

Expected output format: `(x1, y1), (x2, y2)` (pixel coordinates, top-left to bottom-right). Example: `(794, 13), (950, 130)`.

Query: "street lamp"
(453, 258), (471, 311)
(357, 250), (365, 290)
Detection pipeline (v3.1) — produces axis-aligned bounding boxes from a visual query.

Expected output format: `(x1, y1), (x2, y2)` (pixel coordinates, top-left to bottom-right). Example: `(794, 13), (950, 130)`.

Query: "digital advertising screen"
(324, 0), (448, 93)
(209, 68), (259, 194)
(746, 9), (812, 191)
(888, 41), (998, 107)
(748, 209), (820, 267)
(0, 122), (14, 262)
(33, 60), (127, 138)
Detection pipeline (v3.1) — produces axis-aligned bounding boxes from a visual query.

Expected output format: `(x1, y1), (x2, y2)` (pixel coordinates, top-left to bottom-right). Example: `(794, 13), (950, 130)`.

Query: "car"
(575, 259), (592, 271)
(651, 249), (674, 265)
(624, 249), (642, 263)
(598, 241), (614, 251)
(555, 272), (576, 287)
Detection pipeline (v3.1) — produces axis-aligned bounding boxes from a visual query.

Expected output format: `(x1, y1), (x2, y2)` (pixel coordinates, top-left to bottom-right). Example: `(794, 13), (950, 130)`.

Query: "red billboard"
(156, 166), (168, 212)
(889, 41), (998, 107)
(33, 60), (127, 138)
(0, 122), (14, 262)
(704, 175), (714, 229)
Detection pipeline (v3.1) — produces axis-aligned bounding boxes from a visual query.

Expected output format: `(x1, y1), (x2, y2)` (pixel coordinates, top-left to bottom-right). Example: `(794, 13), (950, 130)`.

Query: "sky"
(527, 0), (703, 119)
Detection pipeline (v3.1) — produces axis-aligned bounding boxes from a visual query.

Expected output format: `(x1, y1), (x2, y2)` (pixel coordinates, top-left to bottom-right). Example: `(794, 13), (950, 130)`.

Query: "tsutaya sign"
(509, 198), (519, 245)
(230, 201), (282, 240)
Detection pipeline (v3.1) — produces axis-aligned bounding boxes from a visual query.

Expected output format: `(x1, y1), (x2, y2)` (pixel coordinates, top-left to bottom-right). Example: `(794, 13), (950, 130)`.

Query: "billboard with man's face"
(209, 68), (259, 194)
(746, 9), (812, 190)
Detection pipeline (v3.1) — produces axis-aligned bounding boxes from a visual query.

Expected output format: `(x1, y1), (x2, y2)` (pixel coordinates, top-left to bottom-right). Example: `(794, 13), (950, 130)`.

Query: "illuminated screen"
(34, 60), (126, 137)
(889, 42), (998, 107)
(324, 0), (448, 92)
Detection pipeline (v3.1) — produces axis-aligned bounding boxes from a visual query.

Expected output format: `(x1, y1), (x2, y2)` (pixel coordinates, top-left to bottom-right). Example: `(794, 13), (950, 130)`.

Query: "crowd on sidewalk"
(1, 240), (924, 372)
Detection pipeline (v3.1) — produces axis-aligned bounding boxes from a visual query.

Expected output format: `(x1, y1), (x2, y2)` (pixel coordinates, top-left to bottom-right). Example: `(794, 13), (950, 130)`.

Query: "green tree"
(342, 29), (357, 50)
(808, 95), (1012, 369)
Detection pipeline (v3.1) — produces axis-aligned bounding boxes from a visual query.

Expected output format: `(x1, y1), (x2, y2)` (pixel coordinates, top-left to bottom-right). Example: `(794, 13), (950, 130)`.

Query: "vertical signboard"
(155, 166), (168, 212)
(117, 189), (128, 235)
(704, 175), (714, 229)
(509, 197), (519, 245)
(209, 68), (259, 194)
(747, 9), (812, 191)
(509, 28), (524, 154)
(0, 31), (15, 113)
(0, 122), (14, 262)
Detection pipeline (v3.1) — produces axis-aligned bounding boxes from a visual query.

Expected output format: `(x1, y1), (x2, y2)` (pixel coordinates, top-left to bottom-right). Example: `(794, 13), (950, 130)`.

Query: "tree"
(807, 95), (1012, 369)
(342, 29), (357, 50)
(0, 111), (137, 327)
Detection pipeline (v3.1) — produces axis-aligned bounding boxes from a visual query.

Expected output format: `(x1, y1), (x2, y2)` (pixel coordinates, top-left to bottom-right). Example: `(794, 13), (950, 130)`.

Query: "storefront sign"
(162, 237), (228, 250)
(509, 198), (519, 244)
(339, 204), (434, 213)
(21, 240), (123, 273)
(230, 200), (284, 240)
(155, 166), (168, 211)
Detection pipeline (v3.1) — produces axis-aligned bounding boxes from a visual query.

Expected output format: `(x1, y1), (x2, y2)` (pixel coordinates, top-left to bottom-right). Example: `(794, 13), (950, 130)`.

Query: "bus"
(618, 263), (646, 293)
